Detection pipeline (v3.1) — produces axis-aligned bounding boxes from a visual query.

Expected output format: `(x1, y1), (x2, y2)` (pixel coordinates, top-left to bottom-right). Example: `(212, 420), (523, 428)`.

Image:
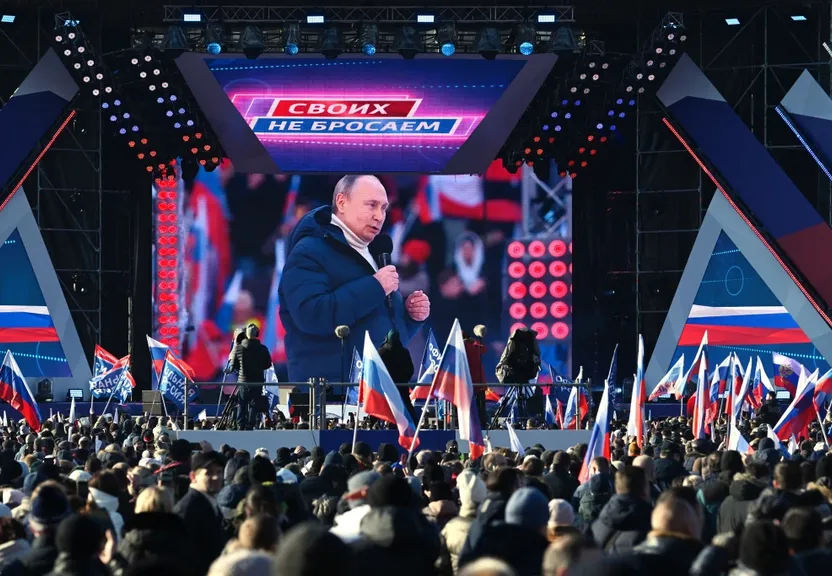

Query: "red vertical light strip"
(154, 179), (181, 352)
(661, 117), (832, 328)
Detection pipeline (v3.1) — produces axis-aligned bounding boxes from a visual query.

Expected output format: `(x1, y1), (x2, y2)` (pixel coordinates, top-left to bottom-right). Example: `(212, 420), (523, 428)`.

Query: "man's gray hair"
(332, 175), (381, 212)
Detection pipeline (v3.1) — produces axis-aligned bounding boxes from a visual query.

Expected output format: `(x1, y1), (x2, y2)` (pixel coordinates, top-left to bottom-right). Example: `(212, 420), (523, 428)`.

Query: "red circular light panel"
(569, 241), (572, 253)
(550, 301), (569, 318)
(509, 323), (527, 336)
(508, 282), (527, 299)
(507, 241), (525, 258)
(548, 240), (567, 257)
(549, 261), (568, 277)
(528, 261), (546, 279)
(528, 240), (546, 258)
(551, 322), (570, 339)
(508, 262), (526, 278)
(529, 281), (547, 299)
(549, 281), (569, 299)
(530, 302), (548, 319)
(531, 322), (548, 340)
(509, 303), (527, 320)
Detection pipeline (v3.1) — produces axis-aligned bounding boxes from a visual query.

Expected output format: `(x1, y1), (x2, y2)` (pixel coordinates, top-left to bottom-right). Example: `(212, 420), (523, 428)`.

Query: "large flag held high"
(579, 377), (611, 483)
(627, 335), (646, 447)
(0, 351), (41, 432)
(432, 319), (485, 460)
(772, 365), (818, 441)
(692, 348), (709, 440)
(648, 355), (686, 401)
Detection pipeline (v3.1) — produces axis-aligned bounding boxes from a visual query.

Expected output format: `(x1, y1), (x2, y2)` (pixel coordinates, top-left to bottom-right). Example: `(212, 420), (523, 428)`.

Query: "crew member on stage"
(230, 324), (272, 429)
(279, 175), (430, 384)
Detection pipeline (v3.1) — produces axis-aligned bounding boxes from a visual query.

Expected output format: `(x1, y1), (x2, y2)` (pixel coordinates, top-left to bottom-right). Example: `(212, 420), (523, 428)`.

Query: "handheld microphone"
(473, 325), (487, 339)
(369, 234), (395, 308)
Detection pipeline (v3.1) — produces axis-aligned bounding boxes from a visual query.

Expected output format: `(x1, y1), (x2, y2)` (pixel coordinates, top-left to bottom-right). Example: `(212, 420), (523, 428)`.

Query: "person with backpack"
(589, 466), (653, 553)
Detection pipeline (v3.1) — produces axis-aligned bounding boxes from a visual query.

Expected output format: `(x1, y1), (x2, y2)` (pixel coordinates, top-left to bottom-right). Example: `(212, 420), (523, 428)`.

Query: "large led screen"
(152, 162), (573, 383)
(181, 54), (555, 174)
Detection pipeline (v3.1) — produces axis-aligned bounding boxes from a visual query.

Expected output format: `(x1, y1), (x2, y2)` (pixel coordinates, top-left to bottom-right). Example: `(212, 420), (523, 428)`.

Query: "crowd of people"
(0, 411), (829, 576)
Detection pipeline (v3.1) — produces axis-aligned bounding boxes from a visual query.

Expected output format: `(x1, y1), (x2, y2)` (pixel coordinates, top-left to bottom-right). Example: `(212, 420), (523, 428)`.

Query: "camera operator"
(229, 324), (272, 430)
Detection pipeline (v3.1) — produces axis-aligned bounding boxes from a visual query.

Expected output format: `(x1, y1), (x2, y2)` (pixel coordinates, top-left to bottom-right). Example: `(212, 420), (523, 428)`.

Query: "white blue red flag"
(728, 424), (752, 454)
(648, 355), (686, 401)
(750, 355), (776, 410)
(562, 385), (587, 430)
(359, 332), (419, 451)
(724, 353), (745, 416)
(432, 319), (485, 459)
(0, 351), (41, 431)
(506, 420), (524, 456)
(146, 336), (169, 391)
(773, 352), (803, 396)
(579, 378), (612, 483)
(692, 348), (710, 439)
(767, 426), (793, 460)
(730, 357), (753, 437)
(263, 364), (280, 414)
(627, 335), (646, 446)
(263, 239), (285, 362)
(214, 270), (243, 333)
(813, 367), (832, 434)
(159, 351), (199, 411)
(544, 394), (556, 428)
(772, 365), (818, 441)
(92, 345), (117, 378)
(345, 348), (361, 406)
(706, 354), (732, 431)
(411, 329), (441, 401)
(0, 306), (58, 345)
(681, 331), (709, 388)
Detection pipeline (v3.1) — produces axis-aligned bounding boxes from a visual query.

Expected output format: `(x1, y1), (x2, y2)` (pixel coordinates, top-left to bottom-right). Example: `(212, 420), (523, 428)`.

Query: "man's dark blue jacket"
(279, 206), (423, 383)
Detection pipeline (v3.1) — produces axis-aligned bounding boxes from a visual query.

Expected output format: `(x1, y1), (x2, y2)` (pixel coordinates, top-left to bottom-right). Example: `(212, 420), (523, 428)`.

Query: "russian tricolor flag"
(692, 348), (710, 440)
(0, 306), (59, 344)
(562, 385), (589, 430)
(432, 319), (485, 459)
(0, 351), (41, 431)
(706, 355), (732, 430)
(724, 353), (745, 416)
(648, 355), (686, 401)
(729, 357), (753, 435)
(146, 336), (169, 390)
(750, 355), (775, 410)
(813, 368), (832, 434)
(773, 365), (818, 441)
(214, 270), (243, 333)
(627, 335), (646, 446)
(359, 332), (419, 451)
(579, 377), (611, 483)
(773, 353), (803, 396)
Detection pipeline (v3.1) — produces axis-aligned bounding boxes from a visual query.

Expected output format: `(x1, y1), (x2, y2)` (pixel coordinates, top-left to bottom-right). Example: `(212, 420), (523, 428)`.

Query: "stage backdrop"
(151, 162), (573, 385)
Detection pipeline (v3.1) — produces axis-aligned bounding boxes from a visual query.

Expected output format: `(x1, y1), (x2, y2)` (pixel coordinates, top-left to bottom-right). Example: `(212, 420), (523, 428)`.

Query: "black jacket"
(173, 488), (226, 576)
(459, 494), (507, 560)
(45, 554), (109, 576)
(578, 474), (613, 526)
(461, 523), (548, 576)
(299, 466), (347, 511)
(627, 534), (704, 576)
(654, 457), (687, 490)
(758, 400), (781, 428)
(543, 469), (579, 502)
(353, 506), (443, 576)
(716, 475), (767, 534)
(589, 495), (652, 553)
(231, 337), (272, 384)
(116, 512), (195, 576)
(0, 535), (58, 576)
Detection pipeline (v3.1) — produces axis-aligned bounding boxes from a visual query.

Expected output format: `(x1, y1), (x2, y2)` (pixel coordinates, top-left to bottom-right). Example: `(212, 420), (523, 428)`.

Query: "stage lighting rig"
(161, 26), (189, 56)
(475, 27), (501, 59)
(53, 17), (112, 100)
(516, 23), (536, 55)
(205, 22), (224, 55)
(319, 26), (344, 59)
(284, 23), (300, 55)
(240, 25), (266, 59)
(360, 23), (378, 56)
(394, 26), (421, 59)
(437, 23), (457, 56)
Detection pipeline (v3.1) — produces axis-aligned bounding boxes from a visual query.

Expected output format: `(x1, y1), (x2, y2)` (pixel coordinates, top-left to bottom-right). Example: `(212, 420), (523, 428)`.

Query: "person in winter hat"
(330, 471), (380, 543)
(47, 514), (110, 576)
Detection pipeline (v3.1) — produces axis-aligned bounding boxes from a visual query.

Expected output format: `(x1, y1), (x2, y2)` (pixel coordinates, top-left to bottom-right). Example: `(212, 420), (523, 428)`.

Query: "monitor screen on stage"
(151, 163), (573, 384)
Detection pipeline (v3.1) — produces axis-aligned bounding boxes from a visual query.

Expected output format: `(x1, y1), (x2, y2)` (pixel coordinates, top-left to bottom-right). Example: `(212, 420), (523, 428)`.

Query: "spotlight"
(1, 14), (15, 24)
(284, 23), (300, 55)
(537, 12), (557, 24)
(516, 24), (536, 55)
(475, 28), (501, 59)
(416, 13), (435, 24)
(360, 23), (378, 56)
(241, 25), (265, 59)
(791, 15), (807, 22)
(318, 26), (343, 59)
(182, 10), (202, 23)
(725, 18), (740, 26)
(438, 24), (457, 56)
(394, 26), (420, 59)
(306, 13), (325, 24)
(162, 26), (189, 56)
(205, 22), (224, 55)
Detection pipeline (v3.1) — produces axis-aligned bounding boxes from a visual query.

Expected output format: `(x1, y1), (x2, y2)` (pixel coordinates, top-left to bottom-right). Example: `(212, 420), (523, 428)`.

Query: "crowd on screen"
(0, 407), (828, 576)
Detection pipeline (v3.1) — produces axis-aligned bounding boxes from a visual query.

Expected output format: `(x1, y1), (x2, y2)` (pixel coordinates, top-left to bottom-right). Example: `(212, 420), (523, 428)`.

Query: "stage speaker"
(36, 379), (53, 402)
(142, 391), (166, 416)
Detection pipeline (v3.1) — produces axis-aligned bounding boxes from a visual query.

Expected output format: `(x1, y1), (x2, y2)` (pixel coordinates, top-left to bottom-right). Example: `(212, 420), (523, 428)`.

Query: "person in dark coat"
(781, 508), (832, 574)
(625, 487), (704, 576)
(578, 473), (613, 528)
(570, 457), (613, 510)
(459, 467), (522, 559)
(279, 175), (428, 384)
(351, 476), (442, 576)
(460, 487), (549, 576)
(653, 443), (687, 490)
(229, 325), (272, 430)
(543, 451), (579, 502)
(46, 515), (109, 576)
(1, 483), (70, 576)
(275, 522), (356, 576)
(299, 452), (347, 511)
(716, 462), (769, 534)
(758, 392), (782, 428)
(172, 451), (226, 576)
(116, 512), (195, 576)
(589, 466), (652, 553)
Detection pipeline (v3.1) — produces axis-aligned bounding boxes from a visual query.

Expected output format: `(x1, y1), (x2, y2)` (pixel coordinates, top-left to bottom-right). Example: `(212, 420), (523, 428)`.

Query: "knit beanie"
(548, 498), (575, 528)
(739, 520), (789, 574)
(456, 469), (486, 516)
(273, 523), (354, 576)
(816, 454), (832, 480)
(505, 487), (549, 531)
(56, 514), (104, 556)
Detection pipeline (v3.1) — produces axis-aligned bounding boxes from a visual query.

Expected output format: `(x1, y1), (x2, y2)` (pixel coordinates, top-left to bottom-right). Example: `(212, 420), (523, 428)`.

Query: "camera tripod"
(215, 385), (240, 430)
(488, 386), (529, 430)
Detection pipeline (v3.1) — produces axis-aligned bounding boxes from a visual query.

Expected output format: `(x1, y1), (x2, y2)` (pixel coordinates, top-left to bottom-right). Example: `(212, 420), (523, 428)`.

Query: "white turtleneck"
(331, 213), (378, 271)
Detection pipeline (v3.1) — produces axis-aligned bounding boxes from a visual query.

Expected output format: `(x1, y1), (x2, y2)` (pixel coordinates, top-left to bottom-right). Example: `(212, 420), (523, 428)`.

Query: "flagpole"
(816, 410), (830, 449)
(94, 383), (120, 429)
(408, 379), (438, 463)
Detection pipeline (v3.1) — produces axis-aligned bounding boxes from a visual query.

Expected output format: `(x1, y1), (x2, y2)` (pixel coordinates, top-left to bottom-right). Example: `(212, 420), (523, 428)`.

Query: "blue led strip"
(0, 350), (68, 363)
(710, 344), (825, 362)
(775, 105), (832, 182)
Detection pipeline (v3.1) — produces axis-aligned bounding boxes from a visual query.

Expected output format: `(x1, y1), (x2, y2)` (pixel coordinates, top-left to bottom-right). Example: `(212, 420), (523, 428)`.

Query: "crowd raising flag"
(627, 335), (646, 447)
(159, 351), (200, 411)
(432, 319), (485, 460)
(0, 351), (41, 432)
(682, 331), (709, 389)
(729, 358), (753, 441)
(92, 345), (118, 378)
(89, 356), (135, 401)
(773, 365), (818, 441)
(358, 332), (419, 451)
(814, 368), (832, 439)
(772, 352), (802, 396)
(146, 336), (169, 391)
(648, 355), (686, 401)
(506, 420), (524, 456)
(411, 329), (441, 401)
(692, 348), (709, 440)
(344, 348), (361, 407)
(579, 377), (612, 483)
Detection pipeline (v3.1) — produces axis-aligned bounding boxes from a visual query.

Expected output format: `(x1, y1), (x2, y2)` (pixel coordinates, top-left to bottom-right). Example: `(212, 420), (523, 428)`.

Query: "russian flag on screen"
(0, 305), (59, 344)
(432, 319), (485, 459)
(680, 305), (808, 347)
(0, 351), (41, 431)
(214, 270), (243, 333)
(92, 345), (118, 378)
(579, 378), (612, 483)
(359, 332), (419, 451)
(773, 365), (818, 441)
(411, 329), (441, 401)
(773, 353), (803, 396)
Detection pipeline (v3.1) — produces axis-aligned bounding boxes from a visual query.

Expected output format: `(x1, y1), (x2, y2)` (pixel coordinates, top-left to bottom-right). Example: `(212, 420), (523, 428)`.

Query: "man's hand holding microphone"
(374, 265), (399, 296)
(373, 265), (430, 322)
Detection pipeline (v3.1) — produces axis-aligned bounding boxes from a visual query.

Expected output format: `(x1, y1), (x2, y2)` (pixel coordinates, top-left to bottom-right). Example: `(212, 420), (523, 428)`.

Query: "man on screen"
(279, 175), (430, 385)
